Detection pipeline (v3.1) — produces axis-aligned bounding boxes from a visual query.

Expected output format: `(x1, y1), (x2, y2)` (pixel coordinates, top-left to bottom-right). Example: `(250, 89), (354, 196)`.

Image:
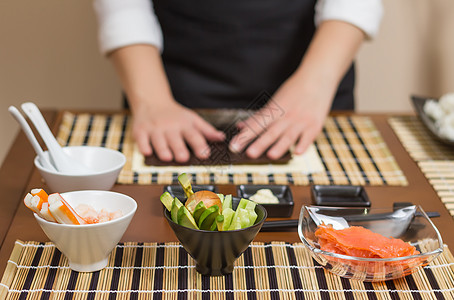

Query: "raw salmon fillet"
(315, 224), (420, 258)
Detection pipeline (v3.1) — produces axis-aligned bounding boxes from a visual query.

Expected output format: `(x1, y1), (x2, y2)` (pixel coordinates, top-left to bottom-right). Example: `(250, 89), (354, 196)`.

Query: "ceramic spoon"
(8, 106), (57, 172)
(20, 102), (93, 174)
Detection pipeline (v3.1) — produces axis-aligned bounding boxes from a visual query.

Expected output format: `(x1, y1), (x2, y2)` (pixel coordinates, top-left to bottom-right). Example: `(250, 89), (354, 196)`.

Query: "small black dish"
(163, 185), (217, 200)
(311, 185), (370, 207)
(237, 184), (294, 217)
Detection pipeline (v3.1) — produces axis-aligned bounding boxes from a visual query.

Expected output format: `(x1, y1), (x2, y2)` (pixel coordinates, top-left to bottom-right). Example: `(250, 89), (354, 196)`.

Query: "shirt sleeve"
(93, 0), (163, 55)
(315, 0), (384, 39)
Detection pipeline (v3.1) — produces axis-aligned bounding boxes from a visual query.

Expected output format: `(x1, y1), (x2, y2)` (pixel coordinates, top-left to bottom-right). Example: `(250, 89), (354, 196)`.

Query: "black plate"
(411, 95), (454, 146)
(311, 185), (370, 207)
(237, 184), (294, 217)
(163, 185), (217, 200)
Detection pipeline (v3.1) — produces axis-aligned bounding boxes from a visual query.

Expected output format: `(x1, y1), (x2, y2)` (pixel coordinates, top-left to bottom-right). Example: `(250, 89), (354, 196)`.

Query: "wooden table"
(1, 111), (453, 275)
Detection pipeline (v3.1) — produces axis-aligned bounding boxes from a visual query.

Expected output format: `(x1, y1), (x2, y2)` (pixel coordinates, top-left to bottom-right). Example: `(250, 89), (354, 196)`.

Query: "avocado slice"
(160, 192), (174, 211)
(209, 219), (217, 231)
(192, 201), (207, 223)
(198, 205), (220, 230)
(171, 197), (183, 223)
(178, 173), (194, 198)
(177, 206), (198, 229)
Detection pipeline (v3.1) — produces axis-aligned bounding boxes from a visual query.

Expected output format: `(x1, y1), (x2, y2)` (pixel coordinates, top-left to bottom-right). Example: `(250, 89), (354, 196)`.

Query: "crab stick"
(30, 188), (48, 210)
(30, 188), (57, 222)
(38, 202), (57, 222)
(23, 191), (57, 222)
(24, 193), (40, 214)
(48, 193), (86, 225)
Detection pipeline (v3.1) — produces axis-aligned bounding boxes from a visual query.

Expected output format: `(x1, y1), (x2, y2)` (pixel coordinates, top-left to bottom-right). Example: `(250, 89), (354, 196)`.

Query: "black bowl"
(163, 185), (217, 200)
(164, 198), (267, 276)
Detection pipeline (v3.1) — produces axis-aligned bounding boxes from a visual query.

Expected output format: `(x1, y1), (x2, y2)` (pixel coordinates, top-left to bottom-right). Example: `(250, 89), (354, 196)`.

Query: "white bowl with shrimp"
(34, 146), (126, 192)
(34, 190), (137, 272)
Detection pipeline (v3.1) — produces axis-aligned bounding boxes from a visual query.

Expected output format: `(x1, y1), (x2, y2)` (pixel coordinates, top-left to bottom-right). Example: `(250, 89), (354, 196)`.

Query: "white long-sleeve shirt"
(94, 0), (383, 55)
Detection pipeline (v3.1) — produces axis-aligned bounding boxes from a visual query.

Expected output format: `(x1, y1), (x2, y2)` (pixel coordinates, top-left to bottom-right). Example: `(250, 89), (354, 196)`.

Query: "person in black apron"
(103, 0), (379, 163)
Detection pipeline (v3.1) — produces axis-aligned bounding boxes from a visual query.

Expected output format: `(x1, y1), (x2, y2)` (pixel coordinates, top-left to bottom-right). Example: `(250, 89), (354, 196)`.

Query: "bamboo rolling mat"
(389, 116), (454, 217)
(55, 112), (407, 186)
(1, 241), (454, 299)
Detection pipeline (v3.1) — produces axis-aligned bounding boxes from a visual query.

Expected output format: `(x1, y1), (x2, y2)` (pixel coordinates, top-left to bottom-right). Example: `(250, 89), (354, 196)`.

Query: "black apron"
(152, 0), (355, 110)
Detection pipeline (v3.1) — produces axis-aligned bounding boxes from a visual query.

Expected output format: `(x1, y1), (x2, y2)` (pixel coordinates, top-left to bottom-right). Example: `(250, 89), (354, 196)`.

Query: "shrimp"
(48, 193), (86, 225)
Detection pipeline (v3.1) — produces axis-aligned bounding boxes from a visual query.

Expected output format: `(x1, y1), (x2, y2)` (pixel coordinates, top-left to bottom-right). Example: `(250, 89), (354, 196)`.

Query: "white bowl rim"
(34, 190), (137, 228)
(34, 146), (126, 177)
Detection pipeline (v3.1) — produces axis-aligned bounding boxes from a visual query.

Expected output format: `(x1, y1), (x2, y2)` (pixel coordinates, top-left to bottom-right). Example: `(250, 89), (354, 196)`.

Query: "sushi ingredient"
(178, 173), (194, 198)
(24, 188), (122, 225)
(160, 192), (174, 211)
(249, 189), (279, 204)
(75, 204), (123, 224)
(315, 224), (420, 258)
(48, 193), (87, 225)
(177, 205), (198, 229)
(185, 190), (222, 214)
(198, 205), (220, 230)
(161, 173), (259, 231)
(23, 189), (57, 222)
(423, 92), (454, 140)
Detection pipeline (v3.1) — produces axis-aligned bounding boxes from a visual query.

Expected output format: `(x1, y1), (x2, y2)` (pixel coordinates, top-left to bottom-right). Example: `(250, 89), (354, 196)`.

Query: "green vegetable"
(217, 193), (224, 203)
(171, 197), (183, 223)
(222, 194), (232, 211)
(192, 201), (207, 223)
(164, 174), (262, 231)
(178, 173), (194, 198)
(198, 205), (220, 230)
(160, 192), (174, 211)
(220, 208), (235, 231)
(216, 214), (225, 231)
(177, 206), (198, 229)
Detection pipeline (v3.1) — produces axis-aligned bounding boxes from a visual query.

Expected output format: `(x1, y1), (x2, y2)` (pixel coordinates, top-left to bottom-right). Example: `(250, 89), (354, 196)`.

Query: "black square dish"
(311, 185), (370, 207)
(164, 185), (217, 201)
(237, 185), (294, 217)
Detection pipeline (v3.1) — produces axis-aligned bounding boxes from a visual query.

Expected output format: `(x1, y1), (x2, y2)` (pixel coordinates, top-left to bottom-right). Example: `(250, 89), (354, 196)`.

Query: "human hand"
(229, 77), (333, 160)
(132, 101), (225, 162)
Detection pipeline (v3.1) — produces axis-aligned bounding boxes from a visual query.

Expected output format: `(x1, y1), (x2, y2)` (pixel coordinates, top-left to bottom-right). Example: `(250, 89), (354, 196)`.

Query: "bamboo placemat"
(55, 112), (407, 186)
(389, 116), (454, 217)
(1, 241), (453, 299)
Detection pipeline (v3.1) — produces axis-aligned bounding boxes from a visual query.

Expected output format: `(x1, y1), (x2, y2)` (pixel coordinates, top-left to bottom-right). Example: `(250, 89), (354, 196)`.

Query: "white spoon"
(20, 102), (93, 174)
(8, 106), (57, 172)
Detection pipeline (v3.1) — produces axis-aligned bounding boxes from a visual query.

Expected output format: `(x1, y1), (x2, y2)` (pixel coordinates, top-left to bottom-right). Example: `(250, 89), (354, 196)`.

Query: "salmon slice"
(315, 224), (419, 258)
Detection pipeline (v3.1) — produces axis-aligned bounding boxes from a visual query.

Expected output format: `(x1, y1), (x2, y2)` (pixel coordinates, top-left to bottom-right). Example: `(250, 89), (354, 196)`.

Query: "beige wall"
(356, 0), (454, 112)
(1, 0), (453, 165)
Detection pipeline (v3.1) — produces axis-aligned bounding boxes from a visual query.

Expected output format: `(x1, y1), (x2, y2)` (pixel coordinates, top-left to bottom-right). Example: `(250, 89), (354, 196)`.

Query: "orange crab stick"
(24, 193), (40, 214)
(30, 188), (57, 222)
(30, 188), (49, 210)
(38, 202), (57, 222)
(48, 193), (86, 225)
(23, 193), (57, 222)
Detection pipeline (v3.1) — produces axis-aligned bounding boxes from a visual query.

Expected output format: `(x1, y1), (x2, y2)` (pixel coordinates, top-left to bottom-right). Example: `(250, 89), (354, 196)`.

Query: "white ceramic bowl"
(34, 146), (126, 192)
(34, 190), (137, 272)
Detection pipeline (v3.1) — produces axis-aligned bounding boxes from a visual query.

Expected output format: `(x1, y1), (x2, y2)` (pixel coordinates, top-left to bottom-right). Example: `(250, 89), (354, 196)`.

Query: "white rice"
(423, 93), (454, 140)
